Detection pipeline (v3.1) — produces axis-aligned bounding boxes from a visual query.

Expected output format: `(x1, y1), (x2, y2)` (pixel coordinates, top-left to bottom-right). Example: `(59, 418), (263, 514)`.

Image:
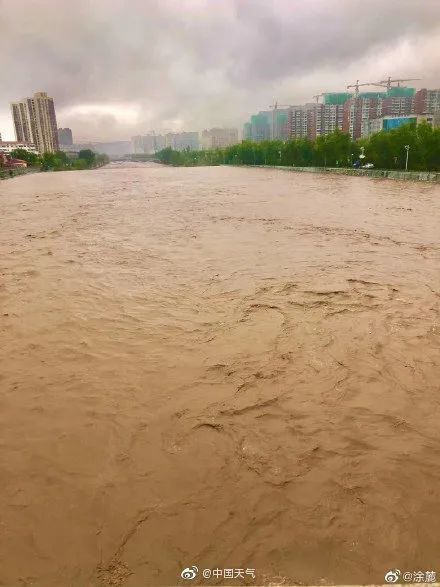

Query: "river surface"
(1, 163), (439, 587)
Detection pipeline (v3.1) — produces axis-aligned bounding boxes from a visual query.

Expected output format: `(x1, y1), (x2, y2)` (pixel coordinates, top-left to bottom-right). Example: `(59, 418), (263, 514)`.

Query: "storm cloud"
(1, 0), (439, 141)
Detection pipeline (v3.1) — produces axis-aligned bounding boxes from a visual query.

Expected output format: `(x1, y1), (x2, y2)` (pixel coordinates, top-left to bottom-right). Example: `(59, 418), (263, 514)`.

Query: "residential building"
(361, 114), (435, 138)
(0, 141), (38, 154)
(242, 85), (440, 143)
(131, 135), (144, 154)
(309, 94), (352, 138)
(242, 122), (252, 141)
(88, 141), (131, 157)
(11, 91), (59, 153)
(343, 88), (415, 139)
(201, 128), (238, 150)
(59, 142), (94, 154)
(242, 111), (271, 142)
(288, 104), (315, 139)
(141, 133), (166, 153)
(414, 88), (440, 114)
(58, 127), (73, 146)
(132, 133), (167, 154)
(343, 92), (384, 139)
(271, 108), (290, 140)
(380, 87), (415, 117)
(10, 100), (34, 143)
(60, 141), (131, 158)
(165, 132), (199, 151)
(316, 103), (345, 136)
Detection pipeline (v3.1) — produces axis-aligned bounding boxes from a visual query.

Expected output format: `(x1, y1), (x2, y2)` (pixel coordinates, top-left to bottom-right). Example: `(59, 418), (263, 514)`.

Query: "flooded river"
(1, 163), (439, 586)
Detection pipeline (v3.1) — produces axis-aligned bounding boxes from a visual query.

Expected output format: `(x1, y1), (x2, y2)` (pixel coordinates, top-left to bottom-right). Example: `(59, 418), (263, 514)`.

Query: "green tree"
(10, 148), (40, 166)
(73, 158), (88, 170)
(40, 151), (69, 171)
(78, 149), (96, 167)
(153, 125), (440, 172)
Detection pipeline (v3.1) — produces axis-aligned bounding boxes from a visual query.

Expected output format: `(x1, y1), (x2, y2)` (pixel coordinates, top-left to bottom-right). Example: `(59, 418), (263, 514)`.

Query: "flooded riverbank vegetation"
(156, 122), (440, 171)
(6, 147), (109, 172)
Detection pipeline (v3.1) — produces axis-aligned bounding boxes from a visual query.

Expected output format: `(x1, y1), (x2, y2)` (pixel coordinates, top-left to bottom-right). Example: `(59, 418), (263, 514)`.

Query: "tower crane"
(313, 93), (326, 103)
(377, 77), (421, 91)
(346, 80), (384, 96)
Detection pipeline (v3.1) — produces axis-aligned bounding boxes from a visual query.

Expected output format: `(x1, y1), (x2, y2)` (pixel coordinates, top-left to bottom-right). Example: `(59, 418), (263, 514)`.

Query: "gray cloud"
(0, 0), (439, 141)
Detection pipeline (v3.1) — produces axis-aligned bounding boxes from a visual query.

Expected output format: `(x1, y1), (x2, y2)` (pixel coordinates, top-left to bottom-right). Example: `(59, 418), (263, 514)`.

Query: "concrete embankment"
(252, 165), (440, 182)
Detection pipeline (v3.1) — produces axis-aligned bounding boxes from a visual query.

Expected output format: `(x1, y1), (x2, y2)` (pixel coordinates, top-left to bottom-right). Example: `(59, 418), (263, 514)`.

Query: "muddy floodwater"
(1, 163), (439, 587)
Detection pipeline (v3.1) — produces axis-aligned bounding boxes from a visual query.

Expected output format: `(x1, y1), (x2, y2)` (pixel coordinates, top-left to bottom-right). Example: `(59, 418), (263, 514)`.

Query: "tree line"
(7, 148), (109, 171)
(154, 122), (440, 172)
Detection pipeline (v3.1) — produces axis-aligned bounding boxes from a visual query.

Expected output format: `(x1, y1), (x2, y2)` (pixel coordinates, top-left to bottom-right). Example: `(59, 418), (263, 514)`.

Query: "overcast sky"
(0, 0), (439, 142)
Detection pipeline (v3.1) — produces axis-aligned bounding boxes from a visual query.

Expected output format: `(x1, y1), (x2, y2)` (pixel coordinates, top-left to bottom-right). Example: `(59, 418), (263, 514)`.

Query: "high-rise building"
(313, 103), (345, 137)
(343, 93), (384, 139)
(343, 88), (415, 139)
(131, 133), (166, 154)
(32, 92), (59, 153)
(201, 128), (238, 150)
(11, 92), (59, 153)
(143, 133), (166, 153)
(288, 104), (315, 139)
(10, 101), (34, 143)
(165, 132), (199, 151)
(306, 94), (352, 139)
(271, 109), (290, 140)
(242, 111), (271, 142)
(58, 128), (73, 146)
(414, 88), (440, 114)
(131, 135), (144, 154)
(380, 87), (415, 117)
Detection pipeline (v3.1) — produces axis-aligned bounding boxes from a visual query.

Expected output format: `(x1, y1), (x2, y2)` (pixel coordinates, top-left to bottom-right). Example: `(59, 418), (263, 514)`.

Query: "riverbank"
(250, 165), (440, 182)
(0, 167), (40, 180)
(0, 162), (109, 181)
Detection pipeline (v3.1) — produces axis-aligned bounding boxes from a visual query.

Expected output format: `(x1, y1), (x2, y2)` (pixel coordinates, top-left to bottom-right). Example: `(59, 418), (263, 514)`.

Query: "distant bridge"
(111, 153), (160, 162)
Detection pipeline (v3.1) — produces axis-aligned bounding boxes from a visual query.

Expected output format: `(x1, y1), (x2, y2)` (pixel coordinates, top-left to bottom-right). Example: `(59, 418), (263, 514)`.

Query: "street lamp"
(404, 145), (410, 171)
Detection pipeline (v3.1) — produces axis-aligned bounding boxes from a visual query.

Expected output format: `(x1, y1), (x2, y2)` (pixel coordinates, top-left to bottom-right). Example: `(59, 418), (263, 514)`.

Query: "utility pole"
(405, 145), (410, 171)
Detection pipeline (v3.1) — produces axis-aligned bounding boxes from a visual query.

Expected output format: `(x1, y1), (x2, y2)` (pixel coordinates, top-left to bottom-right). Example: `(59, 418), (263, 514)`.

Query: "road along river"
(0, 163), (439, 586)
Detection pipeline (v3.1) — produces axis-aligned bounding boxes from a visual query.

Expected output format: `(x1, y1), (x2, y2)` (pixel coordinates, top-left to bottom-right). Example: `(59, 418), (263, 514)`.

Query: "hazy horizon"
(1, 0), (439, 142)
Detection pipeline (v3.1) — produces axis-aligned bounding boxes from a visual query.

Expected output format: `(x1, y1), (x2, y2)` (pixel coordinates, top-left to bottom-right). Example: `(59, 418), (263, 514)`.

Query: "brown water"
(0, 163), (439, 587)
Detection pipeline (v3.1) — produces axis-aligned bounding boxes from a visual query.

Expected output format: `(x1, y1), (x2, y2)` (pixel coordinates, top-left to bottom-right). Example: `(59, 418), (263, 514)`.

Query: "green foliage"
(73, 158), (88, 170)
(10, 148), (40, 166)
(39, 149), (108, 172)
(40, 151), (70, 171)
(364, 122), (440, 171)
(156, 122), (440, 172)
(78, 149), (96, 166)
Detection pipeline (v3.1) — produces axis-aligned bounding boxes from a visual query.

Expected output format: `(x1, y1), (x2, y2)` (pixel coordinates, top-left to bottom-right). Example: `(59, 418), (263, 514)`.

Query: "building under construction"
(244, 82), (440, 143)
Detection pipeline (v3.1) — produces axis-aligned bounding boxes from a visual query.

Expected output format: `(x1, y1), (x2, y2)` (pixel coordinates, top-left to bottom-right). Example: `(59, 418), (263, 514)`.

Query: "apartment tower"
(11, 92), (59, 153)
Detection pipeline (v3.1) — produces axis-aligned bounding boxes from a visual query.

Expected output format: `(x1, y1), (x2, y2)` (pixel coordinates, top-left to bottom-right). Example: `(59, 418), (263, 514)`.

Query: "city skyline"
(1, 0), (439, 142)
